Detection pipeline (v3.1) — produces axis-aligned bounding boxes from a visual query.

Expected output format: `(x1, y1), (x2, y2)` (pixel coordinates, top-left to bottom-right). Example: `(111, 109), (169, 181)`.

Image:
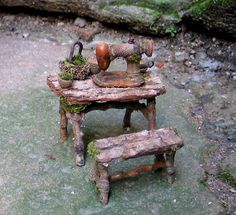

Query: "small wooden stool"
(89, 128), (184, 204)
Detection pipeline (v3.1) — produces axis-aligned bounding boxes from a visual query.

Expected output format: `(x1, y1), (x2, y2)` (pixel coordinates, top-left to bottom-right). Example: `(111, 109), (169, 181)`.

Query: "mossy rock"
(184, 0), (236, 40)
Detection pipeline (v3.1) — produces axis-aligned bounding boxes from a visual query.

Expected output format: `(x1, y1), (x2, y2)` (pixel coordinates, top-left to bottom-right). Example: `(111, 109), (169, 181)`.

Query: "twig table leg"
(123, 107), (133, 130)
(147, 97), (157, 130)
(71, 113), (85, 166)
(59, 103), (68, 140)
(147, 98), (166, 164)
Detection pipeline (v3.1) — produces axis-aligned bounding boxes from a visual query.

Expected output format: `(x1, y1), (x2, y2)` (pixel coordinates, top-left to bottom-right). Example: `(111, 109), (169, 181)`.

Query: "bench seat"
(89, 128), (184, 204)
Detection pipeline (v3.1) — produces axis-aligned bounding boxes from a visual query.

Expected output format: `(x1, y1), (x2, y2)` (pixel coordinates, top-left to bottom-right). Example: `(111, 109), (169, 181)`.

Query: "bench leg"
(154, 154), (166, 171)
(71, 113), (85, 167)
(97, 164), (110, 205)
(165, 151), (176, 184)
(147, 97), (157, 130)
(59, 103), (68, 140)
(91, 161), (99, 182)
(123, 108), (133, 131)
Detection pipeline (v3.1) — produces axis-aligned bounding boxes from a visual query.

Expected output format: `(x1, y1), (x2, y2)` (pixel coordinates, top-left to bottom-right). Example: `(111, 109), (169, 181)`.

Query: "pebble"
(74, 17), (87, 28)
(190, 55), (195, 60)
(22, 33), (30, 38)
(196, 51), (207, 60)
(184, 60), (192, 67)
(57, 22), (64, 27)
(174, 51), (187, 62)
(3, 15), (15, 22)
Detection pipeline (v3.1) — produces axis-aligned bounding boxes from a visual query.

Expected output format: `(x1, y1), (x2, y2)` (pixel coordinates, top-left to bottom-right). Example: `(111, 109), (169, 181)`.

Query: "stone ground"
(0, 12), (235, 214)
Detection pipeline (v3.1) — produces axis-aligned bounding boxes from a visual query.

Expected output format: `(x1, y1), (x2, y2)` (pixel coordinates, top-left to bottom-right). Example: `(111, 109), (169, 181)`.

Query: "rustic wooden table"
(47, 71), (166, 166)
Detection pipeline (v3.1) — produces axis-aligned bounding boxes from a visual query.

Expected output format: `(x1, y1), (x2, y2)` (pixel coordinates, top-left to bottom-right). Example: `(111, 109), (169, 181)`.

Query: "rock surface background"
(0, 10), (235, 214)
(0, 0), (235, 40)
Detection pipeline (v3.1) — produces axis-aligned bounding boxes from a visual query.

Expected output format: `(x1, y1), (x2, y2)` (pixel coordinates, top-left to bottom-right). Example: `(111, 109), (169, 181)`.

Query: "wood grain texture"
(47, 72), (166, 104)
(94, 128), (184, 164)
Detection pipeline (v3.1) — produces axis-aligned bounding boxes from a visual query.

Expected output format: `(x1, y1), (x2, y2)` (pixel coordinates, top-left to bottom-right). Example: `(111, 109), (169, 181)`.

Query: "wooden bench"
(89, 128), (184, 204)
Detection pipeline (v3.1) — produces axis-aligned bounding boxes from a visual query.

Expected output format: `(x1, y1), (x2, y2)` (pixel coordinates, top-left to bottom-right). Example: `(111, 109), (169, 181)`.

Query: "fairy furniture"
(90, 128), (184, 204)
(47, 71), (166, 166)
(47, 39), (184, 205)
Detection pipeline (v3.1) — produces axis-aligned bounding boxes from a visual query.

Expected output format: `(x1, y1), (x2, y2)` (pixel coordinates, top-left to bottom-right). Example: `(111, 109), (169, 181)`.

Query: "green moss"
(60, 96), (89, 113)
(99, 1), (107, 9)
(58, 71), (73, 80)
(165, 26), (177, 37)
(142, 72), (150, 80)
(61, 54), (86, 68)
(152, 11), (161, 18)
(110, 0), (179, 18)
(192, 0), (211, 14)
(87, 141), (100, 158)
(72, 54), (86, 65)
(111, 0), (172, 8)
(127, 53), (141, 64)
(191, 0), (234, 15)
(61, 60), (73, 68)
(218, 170), (236, 189)
(200, 178), (208, 187)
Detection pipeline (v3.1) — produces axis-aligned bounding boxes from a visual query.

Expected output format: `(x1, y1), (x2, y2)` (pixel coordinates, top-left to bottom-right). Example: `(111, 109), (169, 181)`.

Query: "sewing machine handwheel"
(143, 39), (153, 57)
(96, 43), (110, 70)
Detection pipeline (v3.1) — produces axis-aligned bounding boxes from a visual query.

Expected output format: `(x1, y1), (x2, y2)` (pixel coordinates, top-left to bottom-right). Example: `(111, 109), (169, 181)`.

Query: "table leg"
(147, 97), (157, 130)
(123, 108), (133, 131)
(59, 103), (68, 140)
(71, 113), (85, 166)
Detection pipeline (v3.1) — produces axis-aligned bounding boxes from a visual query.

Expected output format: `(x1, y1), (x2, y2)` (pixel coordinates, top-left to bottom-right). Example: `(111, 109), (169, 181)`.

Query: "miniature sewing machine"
(92, 39), (154, 88)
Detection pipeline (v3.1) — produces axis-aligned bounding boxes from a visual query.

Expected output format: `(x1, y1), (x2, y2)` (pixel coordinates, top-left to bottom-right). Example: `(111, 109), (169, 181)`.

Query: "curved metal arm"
(69, 41), (83, 64)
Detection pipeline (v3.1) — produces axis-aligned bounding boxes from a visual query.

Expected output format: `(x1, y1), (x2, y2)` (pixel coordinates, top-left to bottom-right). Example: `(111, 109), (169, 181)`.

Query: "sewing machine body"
(92, 39), (153, 88)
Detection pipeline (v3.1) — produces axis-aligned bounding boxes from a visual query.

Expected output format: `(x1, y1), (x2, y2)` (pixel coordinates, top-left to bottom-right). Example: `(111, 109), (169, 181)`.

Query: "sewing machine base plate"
(92, 71), (144, 88)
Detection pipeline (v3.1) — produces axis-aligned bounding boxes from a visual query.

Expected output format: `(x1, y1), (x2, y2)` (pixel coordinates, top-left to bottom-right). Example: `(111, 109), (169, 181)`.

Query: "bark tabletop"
(47, 72), (166, 104)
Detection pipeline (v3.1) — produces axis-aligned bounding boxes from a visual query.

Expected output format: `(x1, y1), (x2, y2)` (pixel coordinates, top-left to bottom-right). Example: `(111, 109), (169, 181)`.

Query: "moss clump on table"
(59, 54), (87, 74)
(61, 54), (86, 67)
(59, 71), (73, 80)
(88, 141), (100, 158)
(142, 72), (150, 80)
(71, 54), (86, 65)
(60, 96), (89, 113)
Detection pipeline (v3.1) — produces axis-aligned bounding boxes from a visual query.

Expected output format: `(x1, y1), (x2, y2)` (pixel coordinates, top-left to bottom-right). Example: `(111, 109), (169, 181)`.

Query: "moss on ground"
(165, 25), (178, 37)
(218, 170), (236, 189)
